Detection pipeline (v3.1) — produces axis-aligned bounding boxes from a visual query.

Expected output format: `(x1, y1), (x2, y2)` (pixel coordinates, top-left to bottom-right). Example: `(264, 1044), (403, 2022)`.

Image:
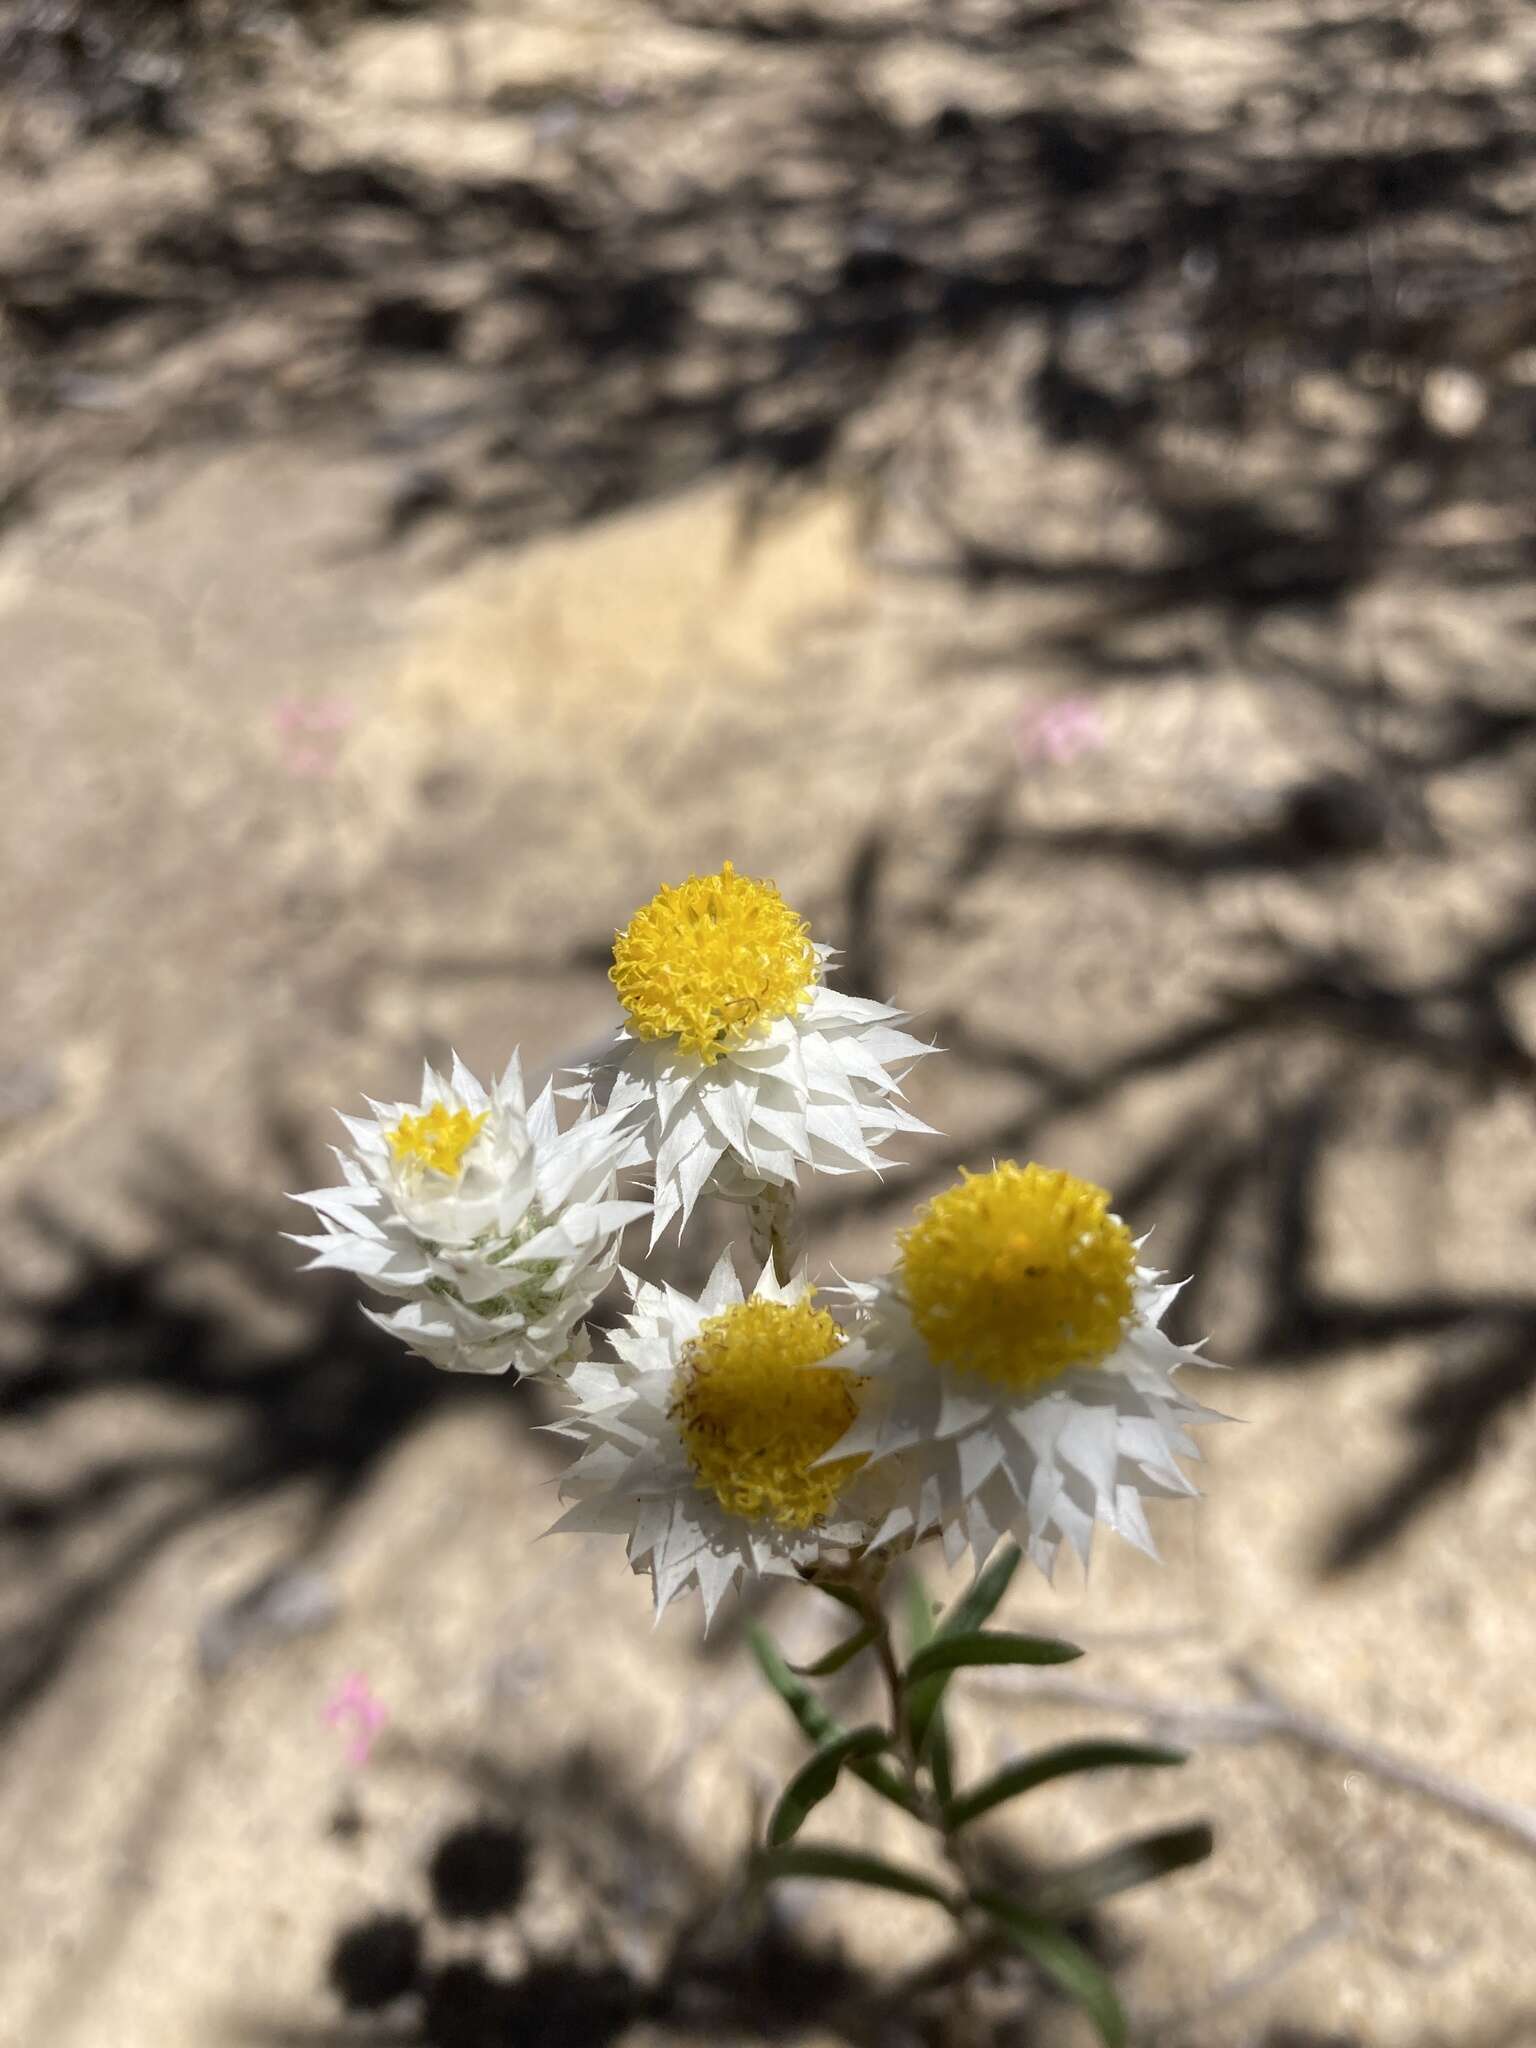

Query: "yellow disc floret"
(611, 861), (816, 1064)
(899, 1161), (1136, 1392)
(387, 1102), (487, 1177)
(672, 1296), (863, 1529)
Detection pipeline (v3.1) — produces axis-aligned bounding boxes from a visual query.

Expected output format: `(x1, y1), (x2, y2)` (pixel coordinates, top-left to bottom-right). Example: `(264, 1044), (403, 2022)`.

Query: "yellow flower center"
(387, 1103), (487, 1177)
(610, 861), (816, 1064)
(671, 1296), (863, 1529)
(899, 1162), (1136, 1392)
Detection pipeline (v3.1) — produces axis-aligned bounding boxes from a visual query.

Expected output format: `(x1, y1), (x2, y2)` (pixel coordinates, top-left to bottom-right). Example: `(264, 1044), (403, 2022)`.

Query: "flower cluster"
(294, 862), (1221, 1621)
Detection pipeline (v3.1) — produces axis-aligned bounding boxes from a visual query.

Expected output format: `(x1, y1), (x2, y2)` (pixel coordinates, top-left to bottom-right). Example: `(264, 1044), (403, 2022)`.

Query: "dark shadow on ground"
(7, 0), (1536, 593)
(0, 1102), (561, 1733)
(811, 767), (1536, 1579)
(5, 0), (1536, 1711)
(232, 1739), (1122, 2048)
(0, 1060), (756, 1728)
(0, 0), (443, 140)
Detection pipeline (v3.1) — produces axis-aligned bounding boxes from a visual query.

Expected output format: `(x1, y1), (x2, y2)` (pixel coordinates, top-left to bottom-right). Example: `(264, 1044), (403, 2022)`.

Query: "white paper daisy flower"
(546, 1253), (894, 1624)
(289, 1053), (648, 1378)
(591, 861), (934, 1244)
(823, 1161), (1226, 1579)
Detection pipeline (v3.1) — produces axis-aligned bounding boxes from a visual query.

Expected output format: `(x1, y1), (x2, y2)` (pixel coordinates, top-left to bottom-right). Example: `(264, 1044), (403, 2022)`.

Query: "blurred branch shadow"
(229, 1733), (1513, 2046)
(2, 0), (1535, 1741)
(231, 1734), (1126, 2048)
(0, 1102), (540, 1734)
(815, 807), (1536, 1581)
(4, 0), (1533, 580)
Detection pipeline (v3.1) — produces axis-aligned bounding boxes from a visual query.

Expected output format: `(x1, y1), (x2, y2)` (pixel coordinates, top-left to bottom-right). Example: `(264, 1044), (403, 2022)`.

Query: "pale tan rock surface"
(3, 4), (1535, 2046)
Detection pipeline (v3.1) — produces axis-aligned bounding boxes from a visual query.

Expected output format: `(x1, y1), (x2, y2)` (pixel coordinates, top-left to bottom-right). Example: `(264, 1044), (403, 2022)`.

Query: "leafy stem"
(750, 1549), (1211, 2047)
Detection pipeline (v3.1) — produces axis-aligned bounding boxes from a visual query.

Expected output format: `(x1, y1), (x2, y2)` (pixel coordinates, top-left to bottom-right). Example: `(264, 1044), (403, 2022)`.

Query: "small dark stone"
(427, 1818), (533, 1922)
(327, 1912), (423, 2011)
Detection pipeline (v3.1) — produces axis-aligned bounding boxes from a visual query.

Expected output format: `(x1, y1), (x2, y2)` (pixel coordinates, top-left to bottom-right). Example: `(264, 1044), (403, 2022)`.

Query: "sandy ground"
(3, 3), (1536, 2045)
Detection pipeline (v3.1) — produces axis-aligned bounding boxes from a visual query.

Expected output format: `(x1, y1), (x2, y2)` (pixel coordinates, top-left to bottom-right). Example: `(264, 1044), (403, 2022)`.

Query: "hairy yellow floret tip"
(388, 1102), (487, 1177)
(899, 1161), (1135, 1392)
(610, 861), (816, 1064)
(672, 1296), (863, 1529)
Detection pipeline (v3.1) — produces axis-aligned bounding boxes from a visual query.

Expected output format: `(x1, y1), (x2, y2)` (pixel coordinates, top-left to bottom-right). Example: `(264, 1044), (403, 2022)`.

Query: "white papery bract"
(289, 1054), (648, 1379)
(822, 1163), (1225, 1579)
(546, 1253), (890, 1625)
(591, 863), (934, 1244)
(596, 947), (933, 1246)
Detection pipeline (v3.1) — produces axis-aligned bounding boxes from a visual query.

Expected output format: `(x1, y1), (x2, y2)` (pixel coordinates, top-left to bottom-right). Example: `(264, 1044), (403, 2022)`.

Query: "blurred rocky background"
(2, 1), (1535, 2043)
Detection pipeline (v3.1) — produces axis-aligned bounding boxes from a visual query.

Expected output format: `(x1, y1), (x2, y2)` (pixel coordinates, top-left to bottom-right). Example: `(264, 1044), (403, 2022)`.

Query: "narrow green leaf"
(972, 1895), (1126, 2048)
(756, 1844), (958, 1910)
(748, 1625), (838, 1744)
(928, 1699), (955, 1805)
(906, 1667), (944, 1762)
(767, 1726), (891, 1846)
(748, 1625), (922, 1817)
(904, 1572), (939, 1649)
(789, 1621), (880, 1678)
(908, 1630), (1083, 1686)
(905, 1555), (1080, 1759)
(944, 1742), (1187, 1833)
(1024, 1822), (1215, 1918)
(902, 1573), (955, 1795)
(937, 1541), (1023, 1638)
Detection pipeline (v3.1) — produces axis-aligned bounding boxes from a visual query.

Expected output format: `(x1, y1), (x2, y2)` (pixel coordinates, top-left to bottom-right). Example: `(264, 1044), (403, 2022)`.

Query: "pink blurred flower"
(1016, 696), (1105, 767)
(324, 1672), (388, 1767)
(274, 698), (355, 779)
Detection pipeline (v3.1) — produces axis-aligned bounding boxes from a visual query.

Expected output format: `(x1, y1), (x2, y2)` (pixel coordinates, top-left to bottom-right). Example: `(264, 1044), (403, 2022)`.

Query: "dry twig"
(979, 1658), (1536, 1856)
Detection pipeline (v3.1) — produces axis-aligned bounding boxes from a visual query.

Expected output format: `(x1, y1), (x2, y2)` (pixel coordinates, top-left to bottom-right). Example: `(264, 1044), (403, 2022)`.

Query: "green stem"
(843, 1568), (993, 2047)
(844, 1571), (973, 1874)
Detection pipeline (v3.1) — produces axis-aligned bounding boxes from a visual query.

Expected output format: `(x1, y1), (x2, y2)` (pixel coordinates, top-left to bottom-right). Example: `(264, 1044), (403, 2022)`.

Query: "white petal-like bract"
(824, 1263), (1225, 1581)
(289, 1053), (648, 1378)
(591, 948), (934, 1245)
(546, 1253), (896, 1626)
